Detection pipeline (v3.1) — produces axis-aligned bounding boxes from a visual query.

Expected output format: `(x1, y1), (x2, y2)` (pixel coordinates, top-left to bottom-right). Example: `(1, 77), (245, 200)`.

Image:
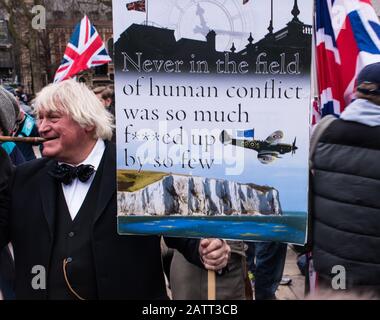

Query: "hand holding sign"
(199, 238), (231, 271)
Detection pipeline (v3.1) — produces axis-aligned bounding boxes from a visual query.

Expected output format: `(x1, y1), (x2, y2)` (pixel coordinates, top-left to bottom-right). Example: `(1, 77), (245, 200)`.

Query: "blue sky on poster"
(115, 74), (311, 212)
(113, 0), (313, 212)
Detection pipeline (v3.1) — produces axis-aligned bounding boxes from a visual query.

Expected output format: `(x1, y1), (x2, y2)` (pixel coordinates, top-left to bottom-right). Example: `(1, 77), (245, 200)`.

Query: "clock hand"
(212, 29), (248, 38)
(194, 25), (208, 36)
(193, 3), (209, 36)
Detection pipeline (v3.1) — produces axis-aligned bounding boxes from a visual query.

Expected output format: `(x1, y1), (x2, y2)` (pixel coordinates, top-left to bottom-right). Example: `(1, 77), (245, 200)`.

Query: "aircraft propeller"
(292, 137), (298, 155)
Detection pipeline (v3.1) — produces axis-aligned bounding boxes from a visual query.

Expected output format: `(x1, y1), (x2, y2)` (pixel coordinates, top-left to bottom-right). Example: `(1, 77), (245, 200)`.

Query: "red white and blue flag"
(315, 0), (380, 123)
(54, 16), (112, 83)
(127, 0), (146, 12)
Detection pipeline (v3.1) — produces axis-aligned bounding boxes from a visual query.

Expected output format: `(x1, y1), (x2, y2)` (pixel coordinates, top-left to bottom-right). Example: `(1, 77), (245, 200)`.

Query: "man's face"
(37, 108), (91, 164)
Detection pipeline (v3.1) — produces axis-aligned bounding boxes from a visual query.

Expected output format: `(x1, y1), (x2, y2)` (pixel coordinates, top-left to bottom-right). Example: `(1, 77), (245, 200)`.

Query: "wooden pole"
(208, 270), (216, 300)
(0, 136), (46, 143)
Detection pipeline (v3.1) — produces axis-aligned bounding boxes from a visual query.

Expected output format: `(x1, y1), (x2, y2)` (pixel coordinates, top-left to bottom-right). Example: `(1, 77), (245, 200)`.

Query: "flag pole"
(208, 270), (216, 300)
(311, 0), (320, 127)
(146, 0), (148, 25)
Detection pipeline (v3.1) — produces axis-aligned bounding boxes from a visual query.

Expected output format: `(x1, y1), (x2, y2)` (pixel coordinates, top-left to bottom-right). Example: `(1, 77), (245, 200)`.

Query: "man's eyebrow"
(44, 111), (62, 117)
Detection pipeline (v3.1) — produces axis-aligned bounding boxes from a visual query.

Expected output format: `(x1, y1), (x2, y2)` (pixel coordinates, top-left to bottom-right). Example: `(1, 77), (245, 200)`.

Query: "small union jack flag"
(127, 0), (146, 12)
(54, 16), (112, 83)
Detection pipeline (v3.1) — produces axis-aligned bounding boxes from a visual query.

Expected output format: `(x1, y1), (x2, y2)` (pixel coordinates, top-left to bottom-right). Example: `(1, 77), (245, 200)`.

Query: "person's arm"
(164, 237), (203, 268)
(0, 148), (13, 249)
(164, 237), (230, 271)
(10, 146), (25, 166)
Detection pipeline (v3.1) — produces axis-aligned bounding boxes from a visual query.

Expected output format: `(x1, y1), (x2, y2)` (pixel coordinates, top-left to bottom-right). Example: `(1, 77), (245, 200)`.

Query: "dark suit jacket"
(0, 142), (201, 299)
(0, 148), (12, 229)
(0, 147), (12, 203)
(0, 148), (15, 299)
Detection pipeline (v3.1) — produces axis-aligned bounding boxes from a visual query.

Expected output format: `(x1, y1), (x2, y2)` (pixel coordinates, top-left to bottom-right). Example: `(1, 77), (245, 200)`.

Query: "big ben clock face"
(165, 0), (253, 52)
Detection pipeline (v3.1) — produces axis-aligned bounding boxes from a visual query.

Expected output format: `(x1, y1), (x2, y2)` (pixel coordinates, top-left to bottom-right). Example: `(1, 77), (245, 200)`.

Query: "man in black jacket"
(0, 148), (13, 300)
(0, 148), (12, 215)
(311, 62), (380, 297)
(0, 79), (230, 300)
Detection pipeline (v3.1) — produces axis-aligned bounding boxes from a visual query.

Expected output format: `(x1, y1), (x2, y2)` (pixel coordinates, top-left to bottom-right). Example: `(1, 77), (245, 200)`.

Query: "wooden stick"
(208, 270), (216, 300)
(0, 136), (46, 143)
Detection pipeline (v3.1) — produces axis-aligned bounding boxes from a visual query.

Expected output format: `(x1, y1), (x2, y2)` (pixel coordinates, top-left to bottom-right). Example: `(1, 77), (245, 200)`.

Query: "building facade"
(45, 0), (114, 89)
(0, 9), (15, 84)
(5, 0), (113, 95)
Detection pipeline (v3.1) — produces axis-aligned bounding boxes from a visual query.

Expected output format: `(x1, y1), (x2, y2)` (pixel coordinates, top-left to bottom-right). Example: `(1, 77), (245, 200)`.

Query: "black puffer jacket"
(311, 119), (380, 288)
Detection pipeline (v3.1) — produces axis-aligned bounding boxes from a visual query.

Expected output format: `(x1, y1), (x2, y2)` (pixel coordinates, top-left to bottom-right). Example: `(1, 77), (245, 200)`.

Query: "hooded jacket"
(311, 117), (380, 288)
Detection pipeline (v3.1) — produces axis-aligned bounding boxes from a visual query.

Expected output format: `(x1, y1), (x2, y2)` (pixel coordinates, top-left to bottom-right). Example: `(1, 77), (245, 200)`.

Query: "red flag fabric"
(127, 0), (146, 12)
(315, 0), (380, 124)
(54, 16), (111, 83)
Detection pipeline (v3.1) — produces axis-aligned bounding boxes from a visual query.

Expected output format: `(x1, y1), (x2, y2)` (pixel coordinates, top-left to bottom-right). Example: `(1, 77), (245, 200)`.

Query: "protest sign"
(113, 0), (313, 244)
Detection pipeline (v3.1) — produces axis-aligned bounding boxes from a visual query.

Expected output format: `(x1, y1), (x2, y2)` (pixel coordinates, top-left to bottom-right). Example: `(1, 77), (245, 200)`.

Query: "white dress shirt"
(61, 139), (105, 220)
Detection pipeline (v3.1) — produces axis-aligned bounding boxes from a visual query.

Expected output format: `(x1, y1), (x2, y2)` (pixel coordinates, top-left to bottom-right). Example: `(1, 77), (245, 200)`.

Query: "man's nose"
(38, 118), (50, 134)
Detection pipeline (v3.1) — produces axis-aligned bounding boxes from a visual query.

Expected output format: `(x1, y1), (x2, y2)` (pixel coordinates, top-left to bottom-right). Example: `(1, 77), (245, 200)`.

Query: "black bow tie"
(49, 163), (95, 185)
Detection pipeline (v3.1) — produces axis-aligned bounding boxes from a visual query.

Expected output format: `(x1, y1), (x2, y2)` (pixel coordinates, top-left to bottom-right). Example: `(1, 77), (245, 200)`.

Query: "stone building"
(6, 0), (113, 95)
(0, 9), (15, 84)
(45, 0), (114, 88)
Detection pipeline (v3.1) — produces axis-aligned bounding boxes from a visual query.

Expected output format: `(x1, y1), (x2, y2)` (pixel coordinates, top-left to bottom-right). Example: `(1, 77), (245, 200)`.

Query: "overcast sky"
(114, 0), (313, 51)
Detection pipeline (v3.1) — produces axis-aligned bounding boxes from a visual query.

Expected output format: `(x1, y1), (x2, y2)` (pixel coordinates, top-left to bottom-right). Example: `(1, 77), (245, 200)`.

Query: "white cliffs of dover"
(118, 174), (282, 216)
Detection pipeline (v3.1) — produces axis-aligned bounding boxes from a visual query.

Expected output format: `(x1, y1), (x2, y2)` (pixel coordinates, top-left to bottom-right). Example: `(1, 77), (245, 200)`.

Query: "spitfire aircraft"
(220, 129), (298, 164)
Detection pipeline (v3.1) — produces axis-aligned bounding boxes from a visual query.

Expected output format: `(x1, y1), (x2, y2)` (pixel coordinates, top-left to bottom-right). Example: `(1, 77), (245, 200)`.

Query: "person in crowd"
(0, 79), (230, 300)
(93, 85), (115, 117)
(93, 85), (115, 143)
(0, 148), (13, 301)
(15, 84), (34, 115)
(14, 84), (28, 106)
(13, 109), (40, 161)
(168, 240), (249, 300)
(310, 62), (380, 297)
(0, 86), (25, 165)
(246, 241), (287, 300)
(0, 86), (24, 300)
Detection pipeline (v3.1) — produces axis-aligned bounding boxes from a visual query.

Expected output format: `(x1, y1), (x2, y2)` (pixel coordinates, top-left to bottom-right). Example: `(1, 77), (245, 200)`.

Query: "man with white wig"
(0, 79), (230, 300)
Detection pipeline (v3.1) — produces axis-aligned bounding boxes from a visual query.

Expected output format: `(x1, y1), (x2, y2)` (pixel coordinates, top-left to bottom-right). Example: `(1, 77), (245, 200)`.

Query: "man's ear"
(84, 125), (96, 133)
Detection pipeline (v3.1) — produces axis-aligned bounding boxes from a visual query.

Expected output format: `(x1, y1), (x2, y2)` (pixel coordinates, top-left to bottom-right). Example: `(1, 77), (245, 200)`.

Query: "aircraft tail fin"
(220, 130), (232, 145)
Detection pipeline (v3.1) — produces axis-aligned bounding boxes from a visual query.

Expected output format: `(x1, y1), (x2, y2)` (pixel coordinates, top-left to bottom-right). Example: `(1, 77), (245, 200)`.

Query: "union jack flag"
(315, 0), (380, 124)
(54, 16), (112, 83)
(127, 0), (146, 12)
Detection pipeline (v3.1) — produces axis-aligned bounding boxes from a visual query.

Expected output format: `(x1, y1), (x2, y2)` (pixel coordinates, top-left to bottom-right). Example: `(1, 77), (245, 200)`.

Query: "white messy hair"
(34, 79), (114, 140)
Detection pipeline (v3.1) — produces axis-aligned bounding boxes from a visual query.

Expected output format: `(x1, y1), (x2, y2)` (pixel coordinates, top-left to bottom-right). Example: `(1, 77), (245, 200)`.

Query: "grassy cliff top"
(117, 170), (169, 192)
